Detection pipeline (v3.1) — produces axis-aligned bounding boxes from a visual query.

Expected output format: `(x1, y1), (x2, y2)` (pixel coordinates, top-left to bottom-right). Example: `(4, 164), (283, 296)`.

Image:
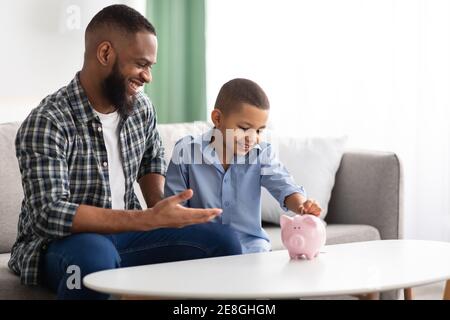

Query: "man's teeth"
(129, 81), (142, 91)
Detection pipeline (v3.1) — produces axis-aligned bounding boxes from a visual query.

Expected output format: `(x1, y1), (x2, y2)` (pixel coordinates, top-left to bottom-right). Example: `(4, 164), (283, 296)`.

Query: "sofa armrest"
(326, 151), (403, 240)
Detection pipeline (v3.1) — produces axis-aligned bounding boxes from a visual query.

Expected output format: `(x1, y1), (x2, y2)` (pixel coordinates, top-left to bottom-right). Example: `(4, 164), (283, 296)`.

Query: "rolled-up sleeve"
(137, 103), (167, 181)
(260, 144), (306, 211)
(16, 113), (79, 239)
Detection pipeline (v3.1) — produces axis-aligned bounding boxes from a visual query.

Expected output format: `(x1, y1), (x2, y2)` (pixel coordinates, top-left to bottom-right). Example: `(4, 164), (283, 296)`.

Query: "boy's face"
(211, 103), (269, 156)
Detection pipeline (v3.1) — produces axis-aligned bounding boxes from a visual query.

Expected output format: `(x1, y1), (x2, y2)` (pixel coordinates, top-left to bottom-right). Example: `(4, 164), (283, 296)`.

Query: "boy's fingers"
(299, 199), (322, 216)
(304, 201), (312, 210)
(305, 204), (321, 215)
(298, 205), (305, 214)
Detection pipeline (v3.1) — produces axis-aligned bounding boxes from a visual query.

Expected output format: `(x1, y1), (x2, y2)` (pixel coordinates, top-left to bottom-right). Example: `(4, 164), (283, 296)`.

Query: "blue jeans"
(40, 223), (242, 299)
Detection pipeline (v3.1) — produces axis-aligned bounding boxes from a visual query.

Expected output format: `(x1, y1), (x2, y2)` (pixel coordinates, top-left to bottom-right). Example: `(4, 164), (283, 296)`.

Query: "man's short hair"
(86, 4), (156, 36)
(214, 78), (270, 114)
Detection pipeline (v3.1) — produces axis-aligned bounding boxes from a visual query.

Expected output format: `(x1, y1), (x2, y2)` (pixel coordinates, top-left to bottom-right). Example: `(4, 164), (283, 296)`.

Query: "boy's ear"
(211, 109), (222, 128)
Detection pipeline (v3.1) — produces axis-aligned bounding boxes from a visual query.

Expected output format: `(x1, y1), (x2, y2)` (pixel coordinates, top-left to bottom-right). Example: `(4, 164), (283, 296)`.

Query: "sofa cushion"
(264, 223), (381, 251)
(0, 122), (22, 253)
(322, 224), (381, 245)
(0, 253), (54, 300)
(261, 134), (346, 224)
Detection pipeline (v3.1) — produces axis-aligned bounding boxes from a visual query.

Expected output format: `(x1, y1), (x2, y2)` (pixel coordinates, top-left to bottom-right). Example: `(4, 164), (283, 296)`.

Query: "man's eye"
(239, 127), (250, 131)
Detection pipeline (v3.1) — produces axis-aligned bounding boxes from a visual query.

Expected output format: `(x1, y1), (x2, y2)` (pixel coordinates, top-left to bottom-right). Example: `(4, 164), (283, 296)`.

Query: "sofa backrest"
(0, 122), (22, 253)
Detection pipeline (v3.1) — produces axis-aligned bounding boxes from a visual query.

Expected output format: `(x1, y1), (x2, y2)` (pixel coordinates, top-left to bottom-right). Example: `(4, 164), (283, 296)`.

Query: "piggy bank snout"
(288, 234), (304, 248)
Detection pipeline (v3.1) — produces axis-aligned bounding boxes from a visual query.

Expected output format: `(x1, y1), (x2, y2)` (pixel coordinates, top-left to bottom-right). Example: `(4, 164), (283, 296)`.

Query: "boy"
(165, 78), (321, 253)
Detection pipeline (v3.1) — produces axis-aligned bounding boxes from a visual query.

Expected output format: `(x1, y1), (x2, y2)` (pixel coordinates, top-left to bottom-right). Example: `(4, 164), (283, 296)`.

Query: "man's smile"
(128, 79), (144, 95)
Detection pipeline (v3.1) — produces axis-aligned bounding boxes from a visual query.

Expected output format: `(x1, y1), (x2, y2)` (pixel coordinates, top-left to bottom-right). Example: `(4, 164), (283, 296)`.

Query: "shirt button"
(108, 197), (112, 202)
(224, 201), (230, 207)
(224, 179), (228, 183)
(103, 161), (108, 168)
(98, 126), (103, 133)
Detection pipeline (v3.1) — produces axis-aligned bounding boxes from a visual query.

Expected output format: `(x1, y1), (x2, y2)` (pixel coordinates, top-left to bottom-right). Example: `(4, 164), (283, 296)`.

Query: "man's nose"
(141, 68), (152, 83)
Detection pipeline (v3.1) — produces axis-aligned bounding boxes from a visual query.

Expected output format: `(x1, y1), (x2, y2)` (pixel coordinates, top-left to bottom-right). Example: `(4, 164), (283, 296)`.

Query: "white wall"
(207, 0), (450, 241)
(0, 0), (146, 123)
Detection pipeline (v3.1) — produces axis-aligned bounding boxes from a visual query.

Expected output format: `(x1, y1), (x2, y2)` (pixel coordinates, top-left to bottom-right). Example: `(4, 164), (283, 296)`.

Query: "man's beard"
(101, 61), (135, 118)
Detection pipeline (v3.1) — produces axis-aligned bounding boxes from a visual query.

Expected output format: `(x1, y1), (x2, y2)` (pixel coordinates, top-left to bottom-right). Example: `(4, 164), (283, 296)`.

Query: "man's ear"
(211, 109), (222, 128)
(97, 41), (115, 67)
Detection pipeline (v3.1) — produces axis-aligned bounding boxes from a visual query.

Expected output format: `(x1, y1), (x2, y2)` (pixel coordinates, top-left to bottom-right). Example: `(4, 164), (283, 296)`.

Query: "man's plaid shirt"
(8, 73), (166, 285)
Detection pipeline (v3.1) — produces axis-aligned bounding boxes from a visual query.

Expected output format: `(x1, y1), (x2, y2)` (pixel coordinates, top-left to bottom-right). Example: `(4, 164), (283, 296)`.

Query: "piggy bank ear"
(303, 215), (318, 226)
(280, 215), (292, 228)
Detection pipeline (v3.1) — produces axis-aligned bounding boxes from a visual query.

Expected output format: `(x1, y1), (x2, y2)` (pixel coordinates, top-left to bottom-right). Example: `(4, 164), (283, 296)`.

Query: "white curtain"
(207, 0), (450, 241)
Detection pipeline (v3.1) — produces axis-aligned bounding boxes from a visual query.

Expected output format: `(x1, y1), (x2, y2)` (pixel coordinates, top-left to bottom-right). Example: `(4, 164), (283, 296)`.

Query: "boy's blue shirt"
(164, 128), (306, 242)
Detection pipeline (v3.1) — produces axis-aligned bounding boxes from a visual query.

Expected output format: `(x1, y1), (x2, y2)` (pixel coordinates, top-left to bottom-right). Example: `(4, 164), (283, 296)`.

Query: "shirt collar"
(66, 72), (99, 124)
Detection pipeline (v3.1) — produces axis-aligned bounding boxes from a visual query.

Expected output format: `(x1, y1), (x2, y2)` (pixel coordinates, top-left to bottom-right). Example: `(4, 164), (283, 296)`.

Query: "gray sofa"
(0, 121), (402, 300)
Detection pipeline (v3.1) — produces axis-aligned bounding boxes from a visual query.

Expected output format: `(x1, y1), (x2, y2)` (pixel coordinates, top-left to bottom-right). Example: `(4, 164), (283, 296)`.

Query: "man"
(9, 4), (241, 300)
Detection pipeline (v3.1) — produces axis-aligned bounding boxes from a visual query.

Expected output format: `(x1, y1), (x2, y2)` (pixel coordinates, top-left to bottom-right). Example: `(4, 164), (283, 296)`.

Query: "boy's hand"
(298, 199), (322, 217)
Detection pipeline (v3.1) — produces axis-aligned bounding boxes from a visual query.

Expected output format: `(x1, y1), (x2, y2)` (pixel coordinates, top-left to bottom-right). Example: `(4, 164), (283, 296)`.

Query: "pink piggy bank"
(280, 214), (326, 260)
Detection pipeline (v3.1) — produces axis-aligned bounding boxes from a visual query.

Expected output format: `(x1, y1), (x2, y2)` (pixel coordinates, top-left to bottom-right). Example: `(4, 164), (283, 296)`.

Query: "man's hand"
(71, 189), (222, 234)
(298, 199), (322, 217)
(144, 189), (222, 229)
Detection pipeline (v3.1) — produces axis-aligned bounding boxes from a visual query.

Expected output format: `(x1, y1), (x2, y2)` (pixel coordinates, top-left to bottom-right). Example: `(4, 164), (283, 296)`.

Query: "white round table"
(83, 240), (450, 299)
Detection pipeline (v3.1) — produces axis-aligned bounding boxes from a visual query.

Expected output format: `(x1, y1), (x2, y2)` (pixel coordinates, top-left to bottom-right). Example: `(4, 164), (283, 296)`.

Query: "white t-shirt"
(94, 110), (126, 210)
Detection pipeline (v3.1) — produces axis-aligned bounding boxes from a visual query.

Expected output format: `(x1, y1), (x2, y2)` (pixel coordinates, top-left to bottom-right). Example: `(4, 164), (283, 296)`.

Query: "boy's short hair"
(214, 78), (270, 114)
